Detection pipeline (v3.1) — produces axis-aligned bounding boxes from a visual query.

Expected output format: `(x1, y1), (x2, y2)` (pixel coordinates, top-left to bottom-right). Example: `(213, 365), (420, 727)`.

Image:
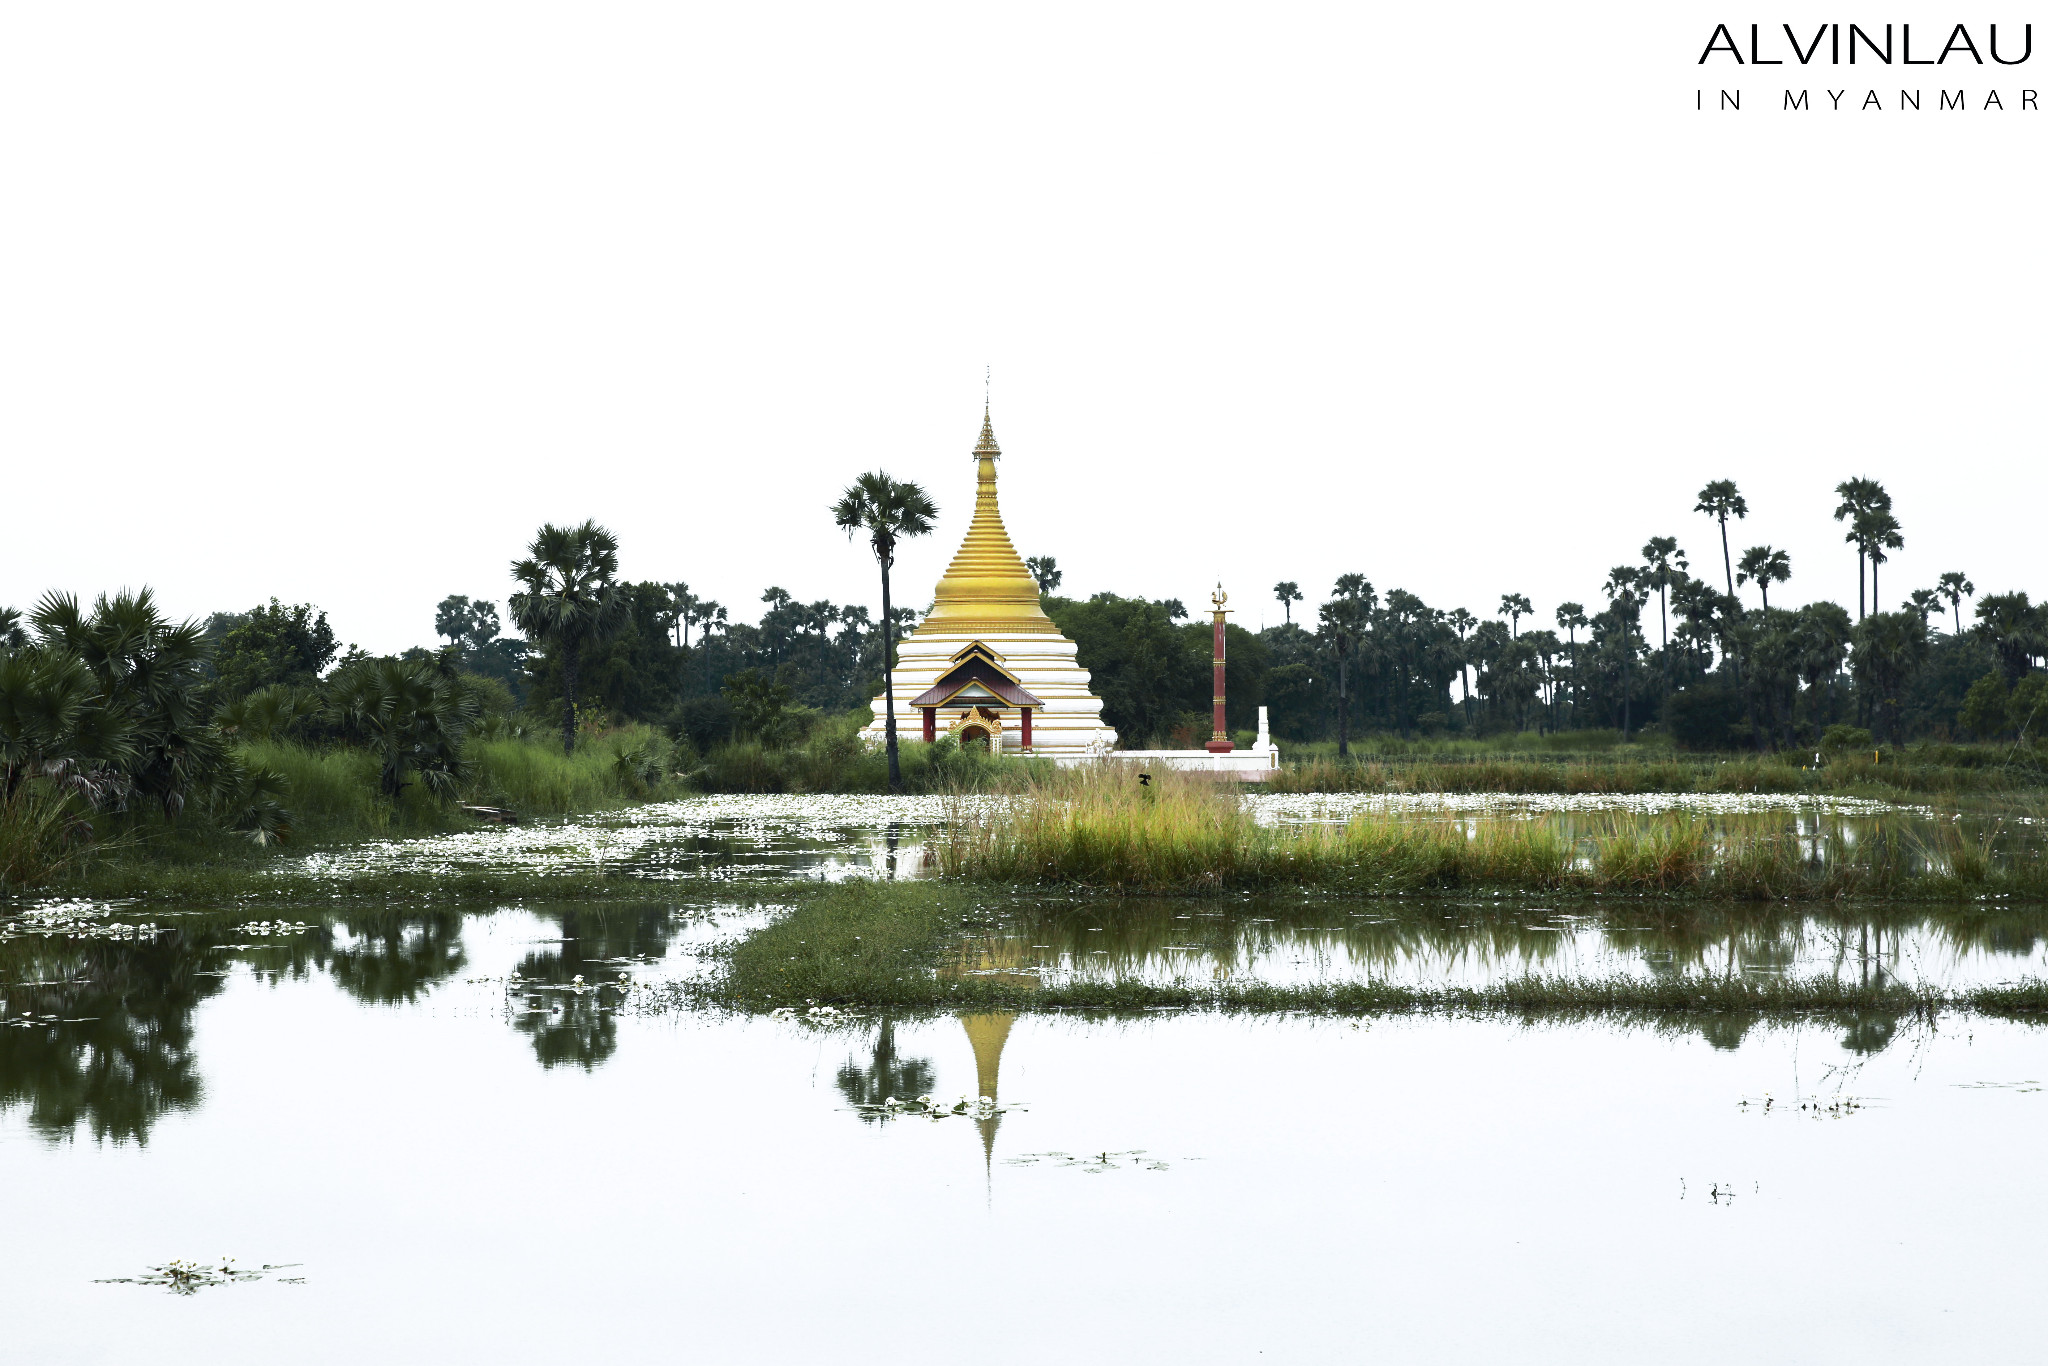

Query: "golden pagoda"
(862, 407), (1117, 756)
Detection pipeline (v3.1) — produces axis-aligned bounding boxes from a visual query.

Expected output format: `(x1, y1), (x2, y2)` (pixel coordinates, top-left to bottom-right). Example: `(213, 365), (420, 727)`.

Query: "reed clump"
(935, 763), (2048, 899)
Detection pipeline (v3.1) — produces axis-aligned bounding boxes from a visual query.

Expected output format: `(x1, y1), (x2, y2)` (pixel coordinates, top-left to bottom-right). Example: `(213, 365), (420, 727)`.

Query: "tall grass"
(692, 716), (1054, 794)
(0, 783), (110, 889)
(237, 724), (677, 839)
(1272, 743), (2045, 797)
(936, 762), (2048, 898)
(1270, 755), (1804, 795)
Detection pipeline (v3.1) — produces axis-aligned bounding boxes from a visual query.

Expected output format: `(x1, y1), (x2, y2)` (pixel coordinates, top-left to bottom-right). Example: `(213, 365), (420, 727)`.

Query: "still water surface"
(5, 897), (2046, 1362)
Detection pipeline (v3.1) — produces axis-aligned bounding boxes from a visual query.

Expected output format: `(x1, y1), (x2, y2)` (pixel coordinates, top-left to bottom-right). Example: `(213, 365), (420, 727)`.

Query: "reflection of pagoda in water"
(962, 1012), (1013, 1166)
(861, 408), (1117, 756)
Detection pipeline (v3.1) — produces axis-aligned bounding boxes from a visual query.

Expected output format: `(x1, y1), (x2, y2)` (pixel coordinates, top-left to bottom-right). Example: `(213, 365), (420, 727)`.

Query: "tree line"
(7, 472), (2044, 859)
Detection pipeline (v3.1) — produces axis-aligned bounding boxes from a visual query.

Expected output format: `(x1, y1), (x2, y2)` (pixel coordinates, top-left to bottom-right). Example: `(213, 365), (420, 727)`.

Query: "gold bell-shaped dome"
(918, 409), (1060, 637)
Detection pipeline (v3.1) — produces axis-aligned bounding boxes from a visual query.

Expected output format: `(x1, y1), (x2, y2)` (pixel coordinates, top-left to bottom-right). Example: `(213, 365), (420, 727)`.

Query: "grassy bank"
(1271, 746), (2048, 798)
(0, 726), (685, 894)
(936, 764), (2048, 898)
(700, 881), (2048, 1020)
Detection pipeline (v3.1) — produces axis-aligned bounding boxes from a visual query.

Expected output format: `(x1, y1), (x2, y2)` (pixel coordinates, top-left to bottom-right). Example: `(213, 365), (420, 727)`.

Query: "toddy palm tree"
(1498, 593), (1532, 638)
(1554, 602), (1587, 727)
(1601, 567), (1646, 739)
(1851, 509), (1904, 614)
(1832, 477), (1891, 619)
(1694, 480), (1748, 599)
(509, 520), (629, 754)
(1318, 574), (1374, 759)
(1447, 606), (1476, 726)
(1273, 581), (1302, 626)
(833, 471), (938, 793)
(1937, 571), (1975, 635)
(1639, 536), (1686, 701)
(1736, 546), (1791, 611)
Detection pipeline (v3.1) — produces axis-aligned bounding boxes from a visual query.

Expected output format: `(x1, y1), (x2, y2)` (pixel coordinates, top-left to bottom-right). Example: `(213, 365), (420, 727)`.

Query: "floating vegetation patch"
(1738, 1092), (1870, 1119)
(283, 793), (988, 882)
(0, 899), (161, 943)
(849, 1092), (1017, 1123)
(3, 1012), (98, 1029)
(94, 1259), (302, 1294)
(1004, 1150), (1171, 1173)
(235, 919), (315, 937)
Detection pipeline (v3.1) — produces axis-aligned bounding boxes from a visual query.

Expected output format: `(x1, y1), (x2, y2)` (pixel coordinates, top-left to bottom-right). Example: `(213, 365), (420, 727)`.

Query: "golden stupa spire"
(920, 402), (1057, 636)
(962, 1012), (1015, 1171)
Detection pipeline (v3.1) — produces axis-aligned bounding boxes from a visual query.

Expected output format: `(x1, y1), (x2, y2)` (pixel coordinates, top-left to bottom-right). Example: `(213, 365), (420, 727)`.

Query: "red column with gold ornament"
(1206, 584), (1234, 753)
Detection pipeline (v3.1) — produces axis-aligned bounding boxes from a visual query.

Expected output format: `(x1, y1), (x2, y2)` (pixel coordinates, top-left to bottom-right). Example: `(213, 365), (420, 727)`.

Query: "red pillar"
(1020, 707), (1032, 751)
(922, 707), (935, 742)
(1206, 591), (1234, 753)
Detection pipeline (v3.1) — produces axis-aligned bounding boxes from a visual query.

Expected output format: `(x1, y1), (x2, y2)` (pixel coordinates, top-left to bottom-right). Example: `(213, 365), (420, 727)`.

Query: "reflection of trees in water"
(1836, 1010), (1903, 1055)
(314, 912), (468, 1004)
(511, 905), (680, 1071)
(0, 927), (255, 1144)
(0, 902), (696, 1141)
(835, 1018), (935, 1118)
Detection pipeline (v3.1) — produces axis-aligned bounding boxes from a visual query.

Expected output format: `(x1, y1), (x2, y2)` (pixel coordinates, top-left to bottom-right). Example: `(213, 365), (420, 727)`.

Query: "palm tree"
(1851, 509), (1904, 613)
(1639, 537), (1685, 697)
(1905, 588), (1941, 622)
(1318, 574), (1374, 758)
(1833, 478), (1891, 619)
(687, 599), (727, 645)
(509, 521), (630, 754)
(1974, 592), (2046, 682)
(833, 471), (938, 793)
(1554, 602), (1586, 727)
(1936, 572), (1974, 635)
(325, 656), (479, 800)
(1736, 546), (1791, 611)
(1693, 480), (1748, 599)
(1273, 581), (1302, 626)
(1024, 556), (1062, 595)
(1602, 567), (1646, 739)
(1850, 610), (1929, 744)
(664, 582), (697, 647)
(1447, 606), (1476, 726)
(1498, 593), (1532, 637)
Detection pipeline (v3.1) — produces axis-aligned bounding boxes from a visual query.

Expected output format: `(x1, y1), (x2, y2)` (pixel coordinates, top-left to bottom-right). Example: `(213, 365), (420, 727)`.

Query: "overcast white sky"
(2, 4), (2039, 651)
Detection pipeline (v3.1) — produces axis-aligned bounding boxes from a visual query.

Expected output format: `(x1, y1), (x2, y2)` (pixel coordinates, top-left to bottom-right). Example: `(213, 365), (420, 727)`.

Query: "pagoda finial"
(975, 383), (1001, 459)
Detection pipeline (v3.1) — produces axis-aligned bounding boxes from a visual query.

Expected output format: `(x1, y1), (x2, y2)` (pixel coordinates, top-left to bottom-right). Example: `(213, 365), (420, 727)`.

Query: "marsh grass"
(0, 783), (121, 889)
(693, 717), (1054, 794)
(1273, 745), (2048, 799)
(936, 763), (2048, 899)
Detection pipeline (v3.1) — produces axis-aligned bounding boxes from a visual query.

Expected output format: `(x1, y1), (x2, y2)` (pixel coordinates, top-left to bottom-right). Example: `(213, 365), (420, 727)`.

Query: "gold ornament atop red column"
(1206, 583), (1234, 754)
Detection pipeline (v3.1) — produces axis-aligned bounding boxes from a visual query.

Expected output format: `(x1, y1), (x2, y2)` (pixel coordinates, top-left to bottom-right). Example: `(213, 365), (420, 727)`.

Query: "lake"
(6, 795), (2047, 1362)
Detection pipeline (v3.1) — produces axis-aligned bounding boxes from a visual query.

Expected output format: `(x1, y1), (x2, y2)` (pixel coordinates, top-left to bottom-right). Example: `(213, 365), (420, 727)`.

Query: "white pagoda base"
(1058, 749), (1281, 780)
(1059, 707), (1281, 780)
(862, 629), (1118, 758)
